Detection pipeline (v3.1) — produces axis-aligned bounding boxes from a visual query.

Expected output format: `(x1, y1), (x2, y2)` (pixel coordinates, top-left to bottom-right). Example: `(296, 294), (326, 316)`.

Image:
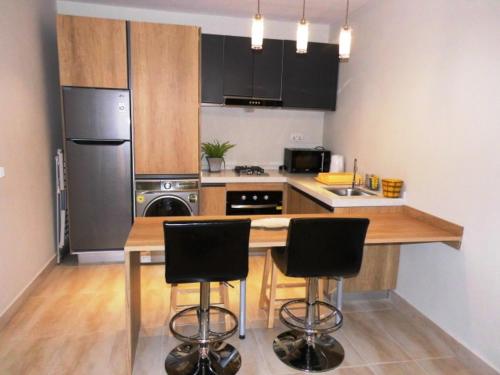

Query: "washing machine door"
(144, 195), (192, 217)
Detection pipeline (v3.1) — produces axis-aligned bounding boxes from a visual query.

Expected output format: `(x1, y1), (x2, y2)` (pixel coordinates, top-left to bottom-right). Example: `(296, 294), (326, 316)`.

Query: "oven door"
(226, 191), (283, 215)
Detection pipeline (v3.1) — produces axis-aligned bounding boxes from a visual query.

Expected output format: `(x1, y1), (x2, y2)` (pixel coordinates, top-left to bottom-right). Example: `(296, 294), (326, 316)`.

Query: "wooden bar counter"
(124, 205), (463, 374)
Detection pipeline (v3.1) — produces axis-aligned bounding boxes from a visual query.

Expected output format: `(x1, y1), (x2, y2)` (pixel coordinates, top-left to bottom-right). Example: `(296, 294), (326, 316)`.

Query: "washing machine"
(135, 179), (199, 217)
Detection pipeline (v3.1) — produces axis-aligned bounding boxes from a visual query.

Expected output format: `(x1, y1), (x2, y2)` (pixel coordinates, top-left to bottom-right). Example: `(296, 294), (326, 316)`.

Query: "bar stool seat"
(271, 217), (369, 373)
(163, 219), (251, 375)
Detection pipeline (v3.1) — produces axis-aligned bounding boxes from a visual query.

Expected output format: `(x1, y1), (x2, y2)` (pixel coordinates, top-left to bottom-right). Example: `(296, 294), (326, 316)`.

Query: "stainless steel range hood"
(224, 97), (283, 107)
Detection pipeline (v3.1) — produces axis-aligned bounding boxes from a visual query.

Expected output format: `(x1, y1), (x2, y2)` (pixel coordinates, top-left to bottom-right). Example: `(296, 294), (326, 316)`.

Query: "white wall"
(0, 0), (60, 315)
(324, 0), (500, 370)
(201, 107), (324, 168)
(57, 1), (330, 168)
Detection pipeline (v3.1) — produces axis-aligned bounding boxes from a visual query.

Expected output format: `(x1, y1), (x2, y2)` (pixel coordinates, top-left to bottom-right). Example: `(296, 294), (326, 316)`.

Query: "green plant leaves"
(201, 139), (236, 159)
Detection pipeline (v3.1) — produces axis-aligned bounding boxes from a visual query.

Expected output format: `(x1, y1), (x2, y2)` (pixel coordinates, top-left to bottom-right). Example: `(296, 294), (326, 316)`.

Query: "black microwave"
(284, 148), (331, 173)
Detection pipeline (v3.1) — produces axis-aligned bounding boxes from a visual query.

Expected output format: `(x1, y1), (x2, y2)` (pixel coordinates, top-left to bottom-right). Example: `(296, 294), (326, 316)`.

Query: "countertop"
(126, 208), (463, 251)
(201, 170), (406, 208)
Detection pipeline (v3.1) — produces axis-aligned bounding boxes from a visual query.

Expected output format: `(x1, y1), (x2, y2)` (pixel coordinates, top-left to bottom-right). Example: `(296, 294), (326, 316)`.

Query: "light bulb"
(251, 14), (264, 50)
(296, 19), (309, 54)
(339, 26), (352, 59)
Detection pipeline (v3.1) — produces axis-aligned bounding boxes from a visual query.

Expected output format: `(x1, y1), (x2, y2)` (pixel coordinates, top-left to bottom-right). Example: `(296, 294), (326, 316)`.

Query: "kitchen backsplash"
(200, 106), (325, 169)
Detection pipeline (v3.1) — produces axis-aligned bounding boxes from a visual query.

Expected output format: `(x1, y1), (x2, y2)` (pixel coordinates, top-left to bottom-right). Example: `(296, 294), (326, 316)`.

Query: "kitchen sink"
(325, 187), (376, 197)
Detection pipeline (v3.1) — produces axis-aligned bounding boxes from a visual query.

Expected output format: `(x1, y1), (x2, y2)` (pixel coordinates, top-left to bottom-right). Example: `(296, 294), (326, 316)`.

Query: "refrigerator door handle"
(70, 139), (128, 146)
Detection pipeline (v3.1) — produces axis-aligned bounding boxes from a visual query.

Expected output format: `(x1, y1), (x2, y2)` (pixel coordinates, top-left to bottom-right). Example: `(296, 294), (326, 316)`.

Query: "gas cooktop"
(234, 165), (269, 176)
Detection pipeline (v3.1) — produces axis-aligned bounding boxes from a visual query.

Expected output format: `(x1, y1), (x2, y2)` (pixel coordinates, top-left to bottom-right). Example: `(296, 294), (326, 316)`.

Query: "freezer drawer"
(65, 140), (132, 252)
(63, 87), (131, 140)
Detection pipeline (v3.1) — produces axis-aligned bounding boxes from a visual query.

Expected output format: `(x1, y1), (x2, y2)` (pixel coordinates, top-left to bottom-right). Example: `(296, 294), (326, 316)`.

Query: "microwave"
(284, 148), (331, 173)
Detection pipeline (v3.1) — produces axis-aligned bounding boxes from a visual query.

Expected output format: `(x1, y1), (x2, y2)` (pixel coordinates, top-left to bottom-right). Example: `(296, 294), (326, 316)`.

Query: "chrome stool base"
(273, 330), (345, 372)
(165, 341), (241, 375)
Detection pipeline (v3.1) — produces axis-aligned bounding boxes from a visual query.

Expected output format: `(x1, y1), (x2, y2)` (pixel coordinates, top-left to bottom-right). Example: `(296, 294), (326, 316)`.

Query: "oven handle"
(230, 204), (280, 209)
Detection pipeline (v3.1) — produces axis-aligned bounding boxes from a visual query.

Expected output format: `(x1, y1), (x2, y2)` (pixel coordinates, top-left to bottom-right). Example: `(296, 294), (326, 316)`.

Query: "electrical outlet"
(0, 167), (5, 178)
(290, 133), (304, 142)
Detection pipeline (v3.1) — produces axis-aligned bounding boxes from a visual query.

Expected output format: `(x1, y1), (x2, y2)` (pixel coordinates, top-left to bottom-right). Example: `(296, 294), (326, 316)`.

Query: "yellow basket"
(382, 179), (404, 198)
(315, 173), (363, 186)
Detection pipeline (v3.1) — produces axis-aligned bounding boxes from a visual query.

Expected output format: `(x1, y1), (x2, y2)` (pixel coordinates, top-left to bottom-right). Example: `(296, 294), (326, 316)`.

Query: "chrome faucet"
(351, 158), (358, 189)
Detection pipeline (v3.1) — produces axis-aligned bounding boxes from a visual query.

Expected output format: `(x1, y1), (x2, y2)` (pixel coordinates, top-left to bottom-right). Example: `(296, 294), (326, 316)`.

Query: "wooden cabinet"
(219, 36), (283, 99)
(282, 41), (339, 110)
(56, 15), (128, 88)
(131, 22), (200, 175)
(201, 34), (224, 104)
(200, 185), (226, 215)
(285, 185), (332, 214)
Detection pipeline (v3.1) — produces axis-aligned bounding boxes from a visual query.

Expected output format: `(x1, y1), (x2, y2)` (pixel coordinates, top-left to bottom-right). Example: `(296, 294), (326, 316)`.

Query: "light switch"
(0, 167), (5, 178)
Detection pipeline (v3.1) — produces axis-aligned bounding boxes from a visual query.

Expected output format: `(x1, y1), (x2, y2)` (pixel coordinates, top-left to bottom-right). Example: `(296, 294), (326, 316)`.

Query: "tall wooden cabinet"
(56, 15), (128, 88)
(130, 22), (200, 175)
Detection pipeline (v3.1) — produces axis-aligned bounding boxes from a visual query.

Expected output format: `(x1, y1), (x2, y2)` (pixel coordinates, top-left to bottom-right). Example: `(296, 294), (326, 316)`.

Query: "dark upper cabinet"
(282, 41), (339, 110)
(223, 36), (254, 98)
(221, 35), (283, 99)
(201, 34), (339, 110)
(253, 38), (283, 99)
(201, 34), (224, 104)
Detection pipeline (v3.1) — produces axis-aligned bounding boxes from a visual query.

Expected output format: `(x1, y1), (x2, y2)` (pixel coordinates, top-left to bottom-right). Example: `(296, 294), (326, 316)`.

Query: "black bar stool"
(163, 219), (251, 375)
(271, 217), (369, 372)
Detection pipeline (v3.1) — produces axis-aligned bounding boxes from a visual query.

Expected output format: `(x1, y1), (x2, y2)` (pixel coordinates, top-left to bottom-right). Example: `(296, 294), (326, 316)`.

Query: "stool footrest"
(279, 299), (343, 335)
(169, 305), (238, 344)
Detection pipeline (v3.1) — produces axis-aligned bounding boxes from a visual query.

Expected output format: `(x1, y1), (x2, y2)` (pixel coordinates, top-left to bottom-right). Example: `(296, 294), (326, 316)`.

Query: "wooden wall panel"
(57, 15), (127, 88)
(131, 22), (200, 175)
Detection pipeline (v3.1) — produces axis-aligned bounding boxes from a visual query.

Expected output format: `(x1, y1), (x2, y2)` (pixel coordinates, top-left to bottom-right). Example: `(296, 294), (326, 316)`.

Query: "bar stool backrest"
(283, 218), (370, 278)
(163, 219), (251, 284)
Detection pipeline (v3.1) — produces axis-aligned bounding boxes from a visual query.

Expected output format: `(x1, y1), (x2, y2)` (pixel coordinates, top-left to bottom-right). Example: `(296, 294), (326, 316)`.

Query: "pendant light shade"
(339, 0), (352, 59)
(251, 0), (264, 50)
(296, 0), (308, 54)
(296, 19), (309, 54)
(339, 26), (352, 59)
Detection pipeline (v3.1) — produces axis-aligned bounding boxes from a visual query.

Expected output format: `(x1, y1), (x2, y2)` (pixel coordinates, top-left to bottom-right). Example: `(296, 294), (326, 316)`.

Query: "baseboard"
(390, 291), (499, 375)
(0, 255), (56, 331)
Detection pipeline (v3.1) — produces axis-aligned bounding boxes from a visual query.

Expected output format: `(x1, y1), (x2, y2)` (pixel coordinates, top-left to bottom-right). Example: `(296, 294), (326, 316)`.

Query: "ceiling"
(60, 0), (370, 24)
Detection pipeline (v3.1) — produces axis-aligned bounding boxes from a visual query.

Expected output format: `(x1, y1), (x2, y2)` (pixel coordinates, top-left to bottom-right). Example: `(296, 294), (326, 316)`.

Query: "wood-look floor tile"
(0, 331), (127, 375)
(342, 299), (394, 313)
(341, 312), (411, 363)
(370, 361), (428, 375)
(417, 357), (487, 375)
(332, 367), (377, 375)
(134, 327), (165, 375)
(359, 309), (455, 360)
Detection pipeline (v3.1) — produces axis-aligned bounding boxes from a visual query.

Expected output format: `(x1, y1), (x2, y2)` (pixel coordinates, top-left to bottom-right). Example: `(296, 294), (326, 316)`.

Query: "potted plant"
(201, 139), (236, 172)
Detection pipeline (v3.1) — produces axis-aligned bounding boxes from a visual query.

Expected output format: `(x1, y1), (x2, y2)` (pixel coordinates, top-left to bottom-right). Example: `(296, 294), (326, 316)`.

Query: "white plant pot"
(207, 157), (224, 172)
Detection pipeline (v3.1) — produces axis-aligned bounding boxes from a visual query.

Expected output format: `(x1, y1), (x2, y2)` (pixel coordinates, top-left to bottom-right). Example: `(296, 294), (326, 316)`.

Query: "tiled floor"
(0, 256), (496, 375)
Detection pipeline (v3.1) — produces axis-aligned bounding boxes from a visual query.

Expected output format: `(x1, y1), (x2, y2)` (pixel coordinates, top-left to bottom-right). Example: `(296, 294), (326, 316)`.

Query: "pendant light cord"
(344, 0), (350, 27)
(257, 0), (261, 16)
(302, 0), (306, 21)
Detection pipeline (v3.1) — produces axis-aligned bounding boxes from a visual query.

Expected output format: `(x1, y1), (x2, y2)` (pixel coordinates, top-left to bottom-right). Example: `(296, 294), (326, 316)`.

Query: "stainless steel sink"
(325, 187), (376, 197)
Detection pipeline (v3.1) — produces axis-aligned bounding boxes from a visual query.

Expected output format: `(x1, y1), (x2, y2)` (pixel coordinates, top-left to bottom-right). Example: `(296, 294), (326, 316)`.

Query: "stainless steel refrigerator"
(63, 87), (132, 253)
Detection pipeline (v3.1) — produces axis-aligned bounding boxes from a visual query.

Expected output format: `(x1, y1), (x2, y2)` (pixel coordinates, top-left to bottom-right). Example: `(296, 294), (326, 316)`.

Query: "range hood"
(224, 97), (283, 107)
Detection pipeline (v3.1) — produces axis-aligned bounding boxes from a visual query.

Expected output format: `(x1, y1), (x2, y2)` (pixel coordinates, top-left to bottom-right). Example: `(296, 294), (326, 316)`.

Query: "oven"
(226, 191), (283, 215)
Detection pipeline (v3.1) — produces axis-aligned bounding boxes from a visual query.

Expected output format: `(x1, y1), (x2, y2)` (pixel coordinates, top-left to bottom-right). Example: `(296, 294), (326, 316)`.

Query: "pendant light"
(296, 0), (309, 54)
(251, 0), (264, 50)
(339, 0), (352, 59)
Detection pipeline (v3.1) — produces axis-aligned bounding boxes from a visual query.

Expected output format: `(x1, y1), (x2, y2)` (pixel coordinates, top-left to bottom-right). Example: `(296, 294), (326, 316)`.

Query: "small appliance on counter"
(284, 148), (331, 173)
(329, 154), (345, 172)
(234, 165), (269, 176)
